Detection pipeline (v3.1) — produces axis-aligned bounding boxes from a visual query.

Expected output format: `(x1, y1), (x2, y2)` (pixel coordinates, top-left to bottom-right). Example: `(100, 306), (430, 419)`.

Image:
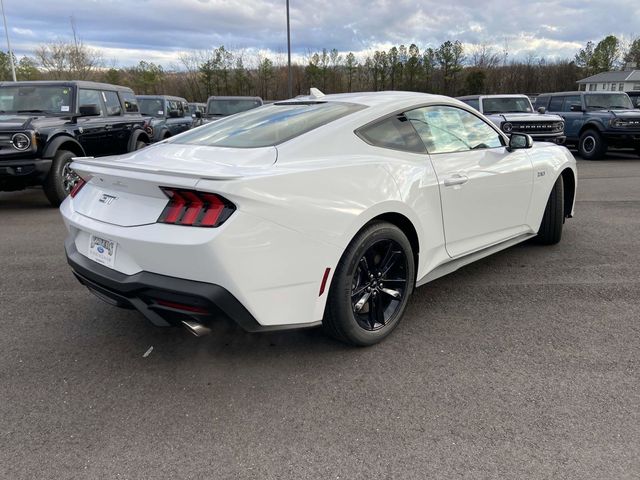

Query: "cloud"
(1, 0), (638, 67)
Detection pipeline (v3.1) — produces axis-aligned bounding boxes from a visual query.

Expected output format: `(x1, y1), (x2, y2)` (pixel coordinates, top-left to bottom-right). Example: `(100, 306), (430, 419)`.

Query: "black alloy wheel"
(323, 221), (415, 346)
(351, 239), (409, 331)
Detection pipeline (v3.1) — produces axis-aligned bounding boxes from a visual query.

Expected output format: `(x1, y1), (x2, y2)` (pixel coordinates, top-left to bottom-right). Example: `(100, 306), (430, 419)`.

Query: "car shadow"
(0, 188), (51, 209)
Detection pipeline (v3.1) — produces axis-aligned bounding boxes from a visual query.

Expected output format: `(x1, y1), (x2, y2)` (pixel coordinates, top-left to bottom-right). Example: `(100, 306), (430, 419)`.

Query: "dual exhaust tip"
(181, 319), (211, 337)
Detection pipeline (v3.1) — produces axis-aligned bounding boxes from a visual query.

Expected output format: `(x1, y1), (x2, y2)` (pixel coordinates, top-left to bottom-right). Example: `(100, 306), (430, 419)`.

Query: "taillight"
(157, 187), (235, 227)
(69, 178), (86, 198)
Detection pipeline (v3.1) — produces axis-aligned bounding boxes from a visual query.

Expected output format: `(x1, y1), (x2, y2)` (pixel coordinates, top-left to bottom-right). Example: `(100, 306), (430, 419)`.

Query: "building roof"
(577, 70), (638, 83)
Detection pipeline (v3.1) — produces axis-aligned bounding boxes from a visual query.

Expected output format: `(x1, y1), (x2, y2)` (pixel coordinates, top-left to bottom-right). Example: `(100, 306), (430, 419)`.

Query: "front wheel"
(578, 129), (607, 160)
(323, 221), (415, 346)
(43, 150), (78, 207)
(135, 140), (148, 150)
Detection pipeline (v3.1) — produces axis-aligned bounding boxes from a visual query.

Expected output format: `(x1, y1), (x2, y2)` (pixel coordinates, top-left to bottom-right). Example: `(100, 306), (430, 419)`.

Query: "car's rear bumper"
(0, 158), (51, 190)
(65, 238), (317, 332)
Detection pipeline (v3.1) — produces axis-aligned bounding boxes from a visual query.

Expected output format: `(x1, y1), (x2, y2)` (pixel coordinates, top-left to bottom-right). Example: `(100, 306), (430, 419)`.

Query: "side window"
(182, 101), (189, 116)
(548, 96), (563, 112)
(462, 99), (480, 111)
(121, 92), (139, 113)
(561, 95), (581, 112)
(534, 96), (549, 109)
(357, 115), (426, 153)
(78, 89), (104, 115)
(102, 90), (122, 116)
(405, 105), (504, 154)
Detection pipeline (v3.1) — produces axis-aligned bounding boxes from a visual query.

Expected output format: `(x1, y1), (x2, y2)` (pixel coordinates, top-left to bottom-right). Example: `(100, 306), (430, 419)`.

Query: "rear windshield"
(172, 102), (366, 148)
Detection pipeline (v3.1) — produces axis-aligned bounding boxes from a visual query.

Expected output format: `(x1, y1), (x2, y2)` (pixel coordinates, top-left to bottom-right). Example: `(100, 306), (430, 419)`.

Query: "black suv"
(137, 95), (193, 141)
(534, 91), (640, 159)
(0, 81), (150, 205)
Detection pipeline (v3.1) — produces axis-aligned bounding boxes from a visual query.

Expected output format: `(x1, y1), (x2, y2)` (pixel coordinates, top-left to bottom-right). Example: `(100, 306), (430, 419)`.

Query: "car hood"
(0, 114), (68, 130)
(607, 110), (640, 119)
(492, 112), (563, 122)
(71, 143), (278, 180)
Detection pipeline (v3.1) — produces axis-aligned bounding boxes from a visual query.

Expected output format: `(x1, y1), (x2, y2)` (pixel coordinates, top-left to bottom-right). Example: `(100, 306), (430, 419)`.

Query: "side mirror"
(79, 104), (101, 117)
(508, 133), (533, 151)
(537, 106), (546, 114)
(570, 104), (583, 112)
(168, 109), (181, 118)
(195, 111), (203, 119)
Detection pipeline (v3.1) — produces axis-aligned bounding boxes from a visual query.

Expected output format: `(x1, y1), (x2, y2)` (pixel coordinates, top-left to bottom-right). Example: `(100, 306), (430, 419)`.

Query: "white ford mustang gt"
(61, 90), (577, 346)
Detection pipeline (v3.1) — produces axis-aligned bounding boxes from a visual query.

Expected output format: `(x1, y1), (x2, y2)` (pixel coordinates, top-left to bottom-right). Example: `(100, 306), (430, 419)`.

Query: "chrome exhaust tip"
(181, 320), (211, 337)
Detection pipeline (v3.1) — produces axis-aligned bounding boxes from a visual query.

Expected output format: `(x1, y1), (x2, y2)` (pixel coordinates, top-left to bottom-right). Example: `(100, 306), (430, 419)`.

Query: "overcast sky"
(3, 0), (639, 67)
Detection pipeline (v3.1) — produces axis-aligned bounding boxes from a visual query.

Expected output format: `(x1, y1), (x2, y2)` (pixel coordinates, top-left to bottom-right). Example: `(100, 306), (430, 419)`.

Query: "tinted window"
(358, 115), (425, 153)
(482, 97), (532, 113)
(405, 105), (503, 154)
(103, 90), (122, 116)
(0, 85), (73, 113)
(138, 98), (165, 117)
(548, 96), (563, 112)
(174, 102), (365, 148)
(585, 93), (633, 110)
(533, 95), (549, 109)
(78, 89), (104, 115)
(462, 99), (480, 111)
(561, 95), (581, 112)
(207, 98), (262, 117)
(121, 92), (139, 113)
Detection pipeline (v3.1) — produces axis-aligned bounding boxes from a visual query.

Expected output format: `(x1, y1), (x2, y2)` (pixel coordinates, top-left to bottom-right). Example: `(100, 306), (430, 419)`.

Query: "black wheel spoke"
(351, 238), (408, 332)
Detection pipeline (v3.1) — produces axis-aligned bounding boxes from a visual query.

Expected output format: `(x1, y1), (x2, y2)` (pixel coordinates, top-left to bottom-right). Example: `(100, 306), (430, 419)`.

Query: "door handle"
(443, 173), (469, 187)
(105, 124), (113, 130)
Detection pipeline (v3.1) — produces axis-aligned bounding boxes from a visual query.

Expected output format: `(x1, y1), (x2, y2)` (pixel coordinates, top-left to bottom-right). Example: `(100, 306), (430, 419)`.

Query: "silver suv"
(458, 94), (566, 144)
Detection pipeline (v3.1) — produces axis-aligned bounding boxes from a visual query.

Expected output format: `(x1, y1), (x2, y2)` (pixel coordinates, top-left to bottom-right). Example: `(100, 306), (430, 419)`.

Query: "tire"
(578, 129), (607, 160)
(535, 175), (564, 245)
(135, 140), (147, 150)
(323, 221), (415, 346)
(635, 146), (640, 158)
(43, 150), (77, 207)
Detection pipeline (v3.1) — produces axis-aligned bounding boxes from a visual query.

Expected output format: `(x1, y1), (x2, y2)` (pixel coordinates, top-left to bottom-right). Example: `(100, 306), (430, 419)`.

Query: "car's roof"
(284, 91), (458, 109)
(457, 94), (529, 100)
(0, 80), (133, 92)
(207, 96), (263, 101)
(541, 91), (631, 97)
(137, 94), (188, 101)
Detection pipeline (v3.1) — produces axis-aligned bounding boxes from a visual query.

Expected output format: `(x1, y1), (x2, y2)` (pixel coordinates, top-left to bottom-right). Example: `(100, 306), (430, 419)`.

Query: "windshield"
(173, 102), (366, 148)
(138, 98), (165, 118)
(0, 85), (73, 114)
(585, 94), (633, 110)
(482, 97), (533, 114)
(207, 99), (262, 117)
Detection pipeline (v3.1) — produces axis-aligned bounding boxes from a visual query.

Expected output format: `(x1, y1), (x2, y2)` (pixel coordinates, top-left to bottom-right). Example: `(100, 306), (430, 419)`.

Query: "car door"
(557, 95), (584, 141)
(405, 105), (534, 258)
(101, 90), (129, 154)
(76, 88), (108, 156)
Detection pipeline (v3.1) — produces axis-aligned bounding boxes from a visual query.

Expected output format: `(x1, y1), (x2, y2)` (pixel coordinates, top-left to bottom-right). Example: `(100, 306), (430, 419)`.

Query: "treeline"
(1, 34), (639, 102)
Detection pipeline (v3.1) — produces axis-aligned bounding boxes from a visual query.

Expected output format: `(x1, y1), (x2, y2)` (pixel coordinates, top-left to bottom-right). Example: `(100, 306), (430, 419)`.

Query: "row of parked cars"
(0, 80), (263, 205)
(0, 80), (639, 207)
(457, 91), (640, 160)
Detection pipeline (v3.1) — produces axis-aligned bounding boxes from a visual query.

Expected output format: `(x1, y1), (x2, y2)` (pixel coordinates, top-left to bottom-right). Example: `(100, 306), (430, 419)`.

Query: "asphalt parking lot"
(1, 153), (639, 480)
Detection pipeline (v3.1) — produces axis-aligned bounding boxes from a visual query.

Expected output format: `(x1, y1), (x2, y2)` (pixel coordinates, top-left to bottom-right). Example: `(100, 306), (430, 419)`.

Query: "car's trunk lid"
(70, 144), (277, 227)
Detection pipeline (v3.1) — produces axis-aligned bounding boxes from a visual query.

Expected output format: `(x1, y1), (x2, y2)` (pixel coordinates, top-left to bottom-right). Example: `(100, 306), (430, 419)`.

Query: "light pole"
(286, 0), (292, 98)
(0, 0), (16, 81)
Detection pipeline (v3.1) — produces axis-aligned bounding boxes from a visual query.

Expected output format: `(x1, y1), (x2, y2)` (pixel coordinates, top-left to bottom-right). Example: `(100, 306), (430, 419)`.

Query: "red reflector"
(69, 178), (86, 198)
(158, 188), (234, 228)
(319, 267), (331, 296)
(155, 300), (208, 314)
